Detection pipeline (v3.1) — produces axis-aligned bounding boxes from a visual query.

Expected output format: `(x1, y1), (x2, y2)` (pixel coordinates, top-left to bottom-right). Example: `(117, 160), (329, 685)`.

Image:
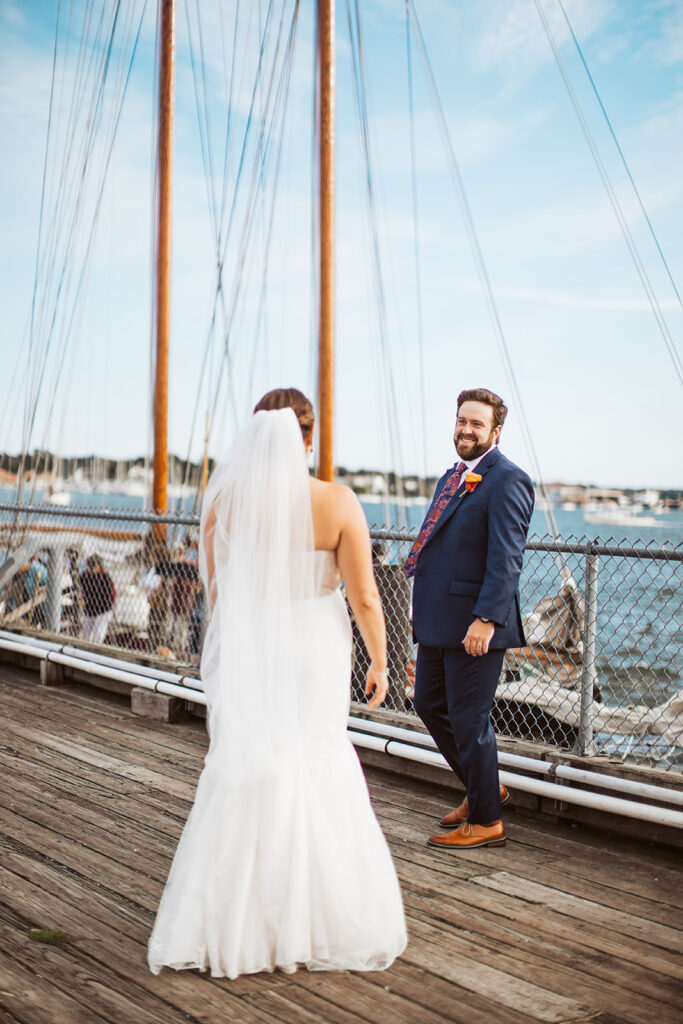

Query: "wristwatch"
(477, 616), (491, 623)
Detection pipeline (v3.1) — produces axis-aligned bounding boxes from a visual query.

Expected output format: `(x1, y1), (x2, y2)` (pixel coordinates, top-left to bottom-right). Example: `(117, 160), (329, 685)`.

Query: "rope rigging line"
(21, 0), (96, 463)
(182, 0), (280, 463)
(183, 0), (220, 243)
(29, 0), (99, 362)
(406, 0), (563, 547)
(176, 0), (242, 500)
(178, 0), (300, 499)
(25, 0), (62, 448)
(23, 0), (126, 464)
(308, 7), (320, 425)
(146, 0), (160, 510)
(185, 5), (298, 516)
(246, 0), (302, 402)
(29, 0), (116, 393)
(217, 0), (241, 240)
(556, 0), (682, 315)
(210, 0), (294, 431)
(405, 0), (428, 497)
(21, 0), (149, 506)
(27, 1), (150, 505)
(534, 0), (682, 388)
(19, 0), (118, 496)
(178, 0), (267, 475)
(345, 0), (408, 517)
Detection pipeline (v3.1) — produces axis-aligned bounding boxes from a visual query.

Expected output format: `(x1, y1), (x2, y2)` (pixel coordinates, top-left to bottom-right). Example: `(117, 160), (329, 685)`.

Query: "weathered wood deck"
(1, 665), (682, 1024)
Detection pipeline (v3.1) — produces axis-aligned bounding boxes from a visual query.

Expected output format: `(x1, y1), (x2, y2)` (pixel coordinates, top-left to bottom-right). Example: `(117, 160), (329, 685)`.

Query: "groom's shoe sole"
(428, 836), (506, 850)
(427, 821), (506, 851)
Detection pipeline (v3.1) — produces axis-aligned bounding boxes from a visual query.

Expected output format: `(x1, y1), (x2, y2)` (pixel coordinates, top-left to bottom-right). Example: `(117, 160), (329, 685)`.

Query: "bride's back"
(309, 477), (377, 614)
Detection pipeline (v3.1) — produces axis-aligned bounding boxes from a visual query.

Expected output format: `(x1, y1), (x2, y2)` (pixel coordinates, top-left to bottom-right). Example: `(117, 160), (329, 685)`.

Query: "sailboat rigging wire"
(246, 1), (301, 400)
(27, 1), (149, 505)
(406, 0), (563, 546)
(216, 0), (277, 295)
(176, 0), (244, 497)
(23, 0), (126, 465)
(346, 0), (407, 519)
(25, 0), (61, 461)
(556, 0), (682, 315)
(147, 0), (161, 511)
(29, 0), (115, 392)
(186, 0), (279, 453)
(182, 1), (276, 462)
(405, 0), (428, 496)
(211, 0), (292, 427)
(218, 0), (241, 238)
(183, 0), (219, 242)
(309, 7), (320, 422)
(182, 0), (297, 487)
(534, 0), (682, 388)
(20, 0), (105, 499)
(29, 0), (96, 363)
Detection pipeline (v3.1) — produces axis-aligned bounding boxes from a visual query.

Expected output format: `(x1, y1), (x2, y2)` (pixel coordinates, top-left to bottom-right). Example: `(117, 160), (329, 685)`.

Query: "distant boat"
(534, 496), (554, 512)
(46, 486), (70, 507)
(584, 504), (659, 527)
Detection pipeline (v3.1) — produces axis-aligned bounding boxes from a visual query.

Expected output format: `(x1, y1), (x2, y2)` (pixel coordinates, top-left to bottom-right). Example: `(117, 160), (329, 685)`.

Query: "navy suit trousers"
(414, 644), (505, 826)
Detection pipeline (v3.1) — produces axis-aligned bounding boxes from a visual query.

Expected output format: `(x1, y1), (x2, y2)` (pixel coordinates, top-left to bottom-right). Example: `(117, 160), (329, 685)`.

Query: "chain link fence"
(1, 501), (681, 772)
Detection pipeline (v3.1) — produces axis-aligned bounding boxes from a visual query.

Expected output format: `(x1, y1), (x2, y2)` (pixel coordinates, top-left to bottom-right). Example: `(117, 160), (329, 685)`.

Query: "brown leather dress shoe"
(439, 785), (510, 828)
(428, 821), (505, 850)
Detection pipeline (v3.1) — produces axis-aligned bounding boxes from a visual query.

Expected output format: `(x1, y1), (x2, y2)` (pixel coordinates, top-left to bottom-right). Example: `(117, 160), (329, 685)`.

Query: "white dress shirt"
(459, 444), (497, 478)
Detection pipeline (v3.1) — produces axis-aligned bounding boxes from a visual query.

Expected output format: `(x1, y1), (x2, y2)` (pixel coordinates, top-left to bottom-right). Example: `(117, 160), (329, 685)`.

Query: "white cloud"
(473, 0), (615, 74)
(638, 0), (683, 66)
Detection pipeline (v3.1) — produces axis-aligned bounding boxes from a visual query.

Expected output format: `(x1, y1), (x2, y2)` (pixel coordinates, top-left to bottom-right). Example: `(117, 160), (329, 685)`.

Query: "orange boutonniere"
(465, 472), (482, 493)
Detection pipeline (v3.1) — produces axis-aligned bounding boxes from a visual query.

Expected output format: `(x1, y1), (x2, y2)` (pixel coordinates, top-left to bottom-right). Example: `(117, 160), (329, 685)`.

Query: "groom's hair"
(457, 388), (508, 430)
(254, 387), (315, 439)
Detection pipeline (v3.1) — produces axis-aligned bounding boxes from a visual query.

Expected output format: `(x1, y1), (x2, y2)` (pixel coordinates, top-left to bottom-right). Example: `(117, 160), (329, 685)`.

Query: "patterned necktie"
(404, 462), (468, 579)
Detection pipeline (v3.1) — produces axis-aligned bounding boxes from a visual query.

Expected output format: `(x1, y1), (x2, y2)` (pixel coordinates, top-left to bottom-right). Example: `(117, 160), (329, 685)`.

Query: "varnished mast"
(317, 0), (335, 482)
(153, 0), (175, 519)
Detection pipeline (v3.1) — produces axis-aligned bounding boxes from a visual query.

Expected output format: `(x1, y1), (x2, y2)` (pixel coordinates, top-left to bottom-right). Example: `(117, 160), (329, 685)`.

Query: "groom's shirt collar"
(459, 444), (497, 477)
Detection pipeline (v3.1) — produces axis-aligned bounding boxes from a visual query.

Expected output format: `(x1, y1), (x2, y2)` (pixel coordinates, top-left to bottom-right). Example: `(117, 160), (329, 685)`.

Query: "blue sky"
(0, 0), (681, 489)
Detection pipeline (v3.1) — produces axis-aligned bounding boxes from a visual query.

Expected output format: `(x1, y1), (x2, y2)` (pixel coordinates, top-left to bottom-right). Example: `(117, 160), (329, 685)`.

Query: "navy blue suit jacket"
(411, 448), (534, 650)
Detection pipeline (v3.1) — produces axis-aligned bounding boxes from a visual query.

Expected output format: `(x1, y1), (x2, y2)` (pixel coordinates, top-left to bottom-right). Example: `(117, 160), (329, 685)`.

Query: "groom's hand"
(463, 618), (495, 657)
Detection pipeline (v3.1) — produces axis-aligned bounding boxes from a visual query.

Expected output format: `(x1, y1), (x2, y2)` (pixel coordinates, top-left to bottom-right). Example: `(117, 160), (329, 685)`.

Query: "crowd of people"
(2, 537), (204, 662)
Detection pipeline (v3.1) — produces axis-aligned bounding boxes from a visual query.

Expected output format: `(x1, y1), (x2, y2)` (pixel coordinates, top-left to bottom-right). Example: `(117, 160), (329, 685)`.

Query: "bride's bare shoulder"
(310, 478), (359, 508)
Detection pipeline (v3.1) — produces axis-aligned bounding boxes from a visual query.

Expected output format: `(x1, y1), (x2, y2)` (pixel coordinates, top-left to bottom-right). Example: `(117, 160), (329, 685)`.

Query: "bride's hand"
(366, 665), (388, 710)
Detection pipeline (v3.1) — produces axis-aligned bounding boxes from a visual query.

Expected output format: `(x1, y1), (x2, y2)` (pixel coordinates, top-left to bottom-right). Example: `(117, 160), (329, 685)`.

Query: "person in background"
(80, 554), (116, 645)
(155, 539), (200, 660)
(63, 547), (83, 636)
(143, 536), (170, 653)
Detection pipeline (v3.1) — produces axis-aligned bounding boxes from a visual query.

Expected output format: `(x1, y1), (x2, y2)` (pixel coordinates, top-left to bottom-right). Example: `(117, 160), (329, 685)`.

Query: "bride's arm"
(202, 503), (218, 608)
(335, 488), (388, 710)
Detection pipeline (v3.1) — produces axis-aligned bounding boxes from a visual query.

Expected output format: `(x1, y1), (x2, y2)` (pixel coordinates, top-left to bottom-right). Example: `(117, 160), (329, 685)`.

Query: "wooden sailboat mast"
(153, 0), (175, 518)
(317, 0), (335, 482)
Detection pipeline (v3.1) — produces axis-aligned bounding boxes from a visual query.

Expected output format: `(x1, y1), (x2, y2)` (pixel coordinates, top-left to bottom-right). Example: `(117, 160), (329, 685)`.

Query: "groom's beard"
(455, 428), (496, 461)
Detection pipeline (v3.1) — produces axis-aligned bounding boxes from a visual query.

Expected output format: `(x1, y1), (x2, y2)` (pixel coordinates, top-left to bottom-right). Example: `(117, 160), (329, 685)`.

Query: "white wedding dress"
(148, 409), (406, 978)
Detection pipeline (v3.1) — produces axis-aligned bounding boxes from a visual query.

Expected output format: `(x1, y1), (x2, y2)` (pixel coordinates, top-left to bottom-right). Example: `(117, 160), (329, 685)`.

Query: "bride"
(148, 387), (407, 978)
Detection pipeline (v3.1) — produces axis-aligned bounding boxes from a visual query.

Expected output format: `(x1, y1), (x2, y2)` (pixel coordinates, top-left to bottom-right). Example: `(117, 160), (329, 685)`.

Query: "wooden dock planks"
(0, 664), (681, 1024)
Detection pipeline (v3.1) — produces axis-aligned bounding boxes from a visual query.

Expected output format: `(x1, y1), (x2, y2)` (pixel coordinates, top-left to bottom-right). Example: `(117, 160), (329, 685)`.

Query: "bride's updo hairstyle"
(254, 387), (315, 441)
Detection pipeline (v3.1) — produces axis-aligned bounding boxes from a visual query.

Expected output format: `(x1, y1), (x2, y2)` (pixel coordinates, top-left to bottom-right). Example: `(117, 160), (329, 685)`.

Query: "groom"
(406, 388), (534, 850)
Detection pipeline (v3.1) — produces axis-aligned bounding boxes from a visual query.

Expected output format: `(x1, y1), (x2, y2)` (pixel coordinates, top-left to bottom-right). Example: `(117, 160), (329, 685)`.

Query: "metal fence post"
(576, 542), (600, 757)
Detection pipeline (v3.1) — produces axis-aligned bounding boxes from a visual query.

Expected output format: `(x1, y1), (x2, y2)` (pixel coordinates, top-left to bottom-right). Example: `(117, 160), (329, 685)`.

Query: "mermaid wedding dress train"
(148, 410), (406, 979)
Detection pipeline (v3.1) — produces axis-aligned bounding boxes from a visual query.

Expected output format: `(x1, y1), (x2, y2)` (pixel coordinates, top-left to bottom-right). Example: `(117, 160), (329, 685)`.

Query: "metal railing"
(0, 501), (681, 772)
